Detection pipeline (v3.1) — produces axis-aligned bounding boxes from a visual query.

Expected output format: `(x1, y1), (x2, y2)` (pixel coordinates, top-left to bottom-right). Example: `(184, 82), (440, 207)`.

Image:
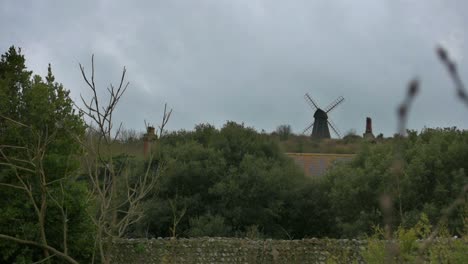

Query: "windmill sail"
(304, 93), (320, 111)
(328, 119), (342, 138)
(302, 122), (314, 135)
(324, 96), (344, 113)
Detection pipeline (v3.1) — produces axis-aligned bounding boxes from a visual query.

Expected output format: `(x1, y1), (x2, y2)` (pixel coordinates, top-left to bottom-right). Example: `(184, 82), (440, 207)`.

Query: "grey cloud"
(1, 0), (467, 136)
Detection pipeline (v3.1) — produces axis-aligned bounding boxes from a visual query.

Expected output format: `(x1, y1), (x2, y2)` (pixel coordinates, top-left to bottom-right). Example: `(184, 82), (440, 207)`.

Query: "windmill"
(302, 93), (344, 139)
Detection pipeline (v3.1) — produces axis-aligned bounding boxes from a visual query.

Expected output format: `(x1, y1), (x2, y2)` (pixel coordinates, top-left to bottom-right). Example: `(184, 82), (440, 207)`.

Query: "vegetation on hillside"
(116, 125), (371, 155)
(118, 125), (466, 241)
(275, 133), (369, 154)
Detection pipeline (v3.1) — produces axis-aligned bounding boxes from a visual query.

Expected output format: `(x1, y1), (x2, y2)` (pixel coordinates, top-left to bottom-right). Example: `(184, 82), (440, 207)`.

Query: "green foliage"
(138, 121), (309, 239)
(324, 128), (468, 238)
(134, 243), (146, 254)
(188, 214), (232, 237)
(136, 123), (467, 242)
(0, 46), (92, 263)
(362, 213), (468, 263)
(283, 180), (336, 238)
(275, 124), (292, 141)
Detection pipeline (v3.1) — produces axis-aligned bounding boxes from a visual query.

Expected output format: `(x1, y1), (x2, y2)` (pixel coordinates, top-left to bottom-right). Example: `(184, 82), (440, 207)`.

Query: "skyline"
(1, 0), (467, 136)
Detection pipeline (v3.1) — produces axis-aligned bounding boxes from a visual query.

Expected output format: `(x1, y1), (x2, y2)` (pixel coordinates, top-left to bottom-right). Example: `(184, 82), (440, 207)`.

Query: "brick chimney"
(366, 117), (372, 134)
(143, 126), (157, 157)
(363, 117), (375, 139)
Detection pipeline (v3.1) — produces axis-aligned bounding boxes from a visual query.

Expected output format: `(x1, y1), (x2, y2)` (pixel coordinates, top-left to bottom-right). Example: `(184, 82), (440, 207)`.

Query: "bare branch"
(0, 182), (26, 190)
(0, 234), (78, 264)
(77, 55), (170, 263)
(32, 254), (57, 264)
(0, 113), (30, 128)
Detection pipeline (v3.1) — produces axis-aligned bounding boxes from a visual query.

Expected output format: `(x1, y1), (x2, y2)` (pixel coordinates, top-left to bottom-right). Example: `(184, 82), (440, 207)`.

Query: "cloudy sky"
(1, 0), (467, 136)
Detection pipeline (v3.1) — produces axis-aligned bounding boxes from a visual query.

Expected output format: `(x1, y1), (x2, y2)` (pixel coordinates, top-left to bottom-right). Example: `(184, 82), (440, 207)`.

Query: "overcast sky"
(1, 0), (467, 136)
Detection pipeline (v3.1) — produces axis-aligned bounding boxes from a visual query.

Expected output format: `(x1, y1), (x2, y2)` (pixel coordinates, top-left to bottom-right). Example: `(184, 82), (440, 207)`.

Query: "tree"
(75, 55), (171, 263)
(276, 124), (292, 141)
(0, 46), (91, 263)
(117, 127), (142, 143)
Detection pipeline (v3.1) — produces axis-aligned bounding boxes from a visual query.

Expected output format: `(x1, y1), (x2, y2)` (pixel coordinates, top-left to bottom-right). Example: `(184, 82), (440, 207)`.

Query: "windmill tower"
(303, 93), (344, 139)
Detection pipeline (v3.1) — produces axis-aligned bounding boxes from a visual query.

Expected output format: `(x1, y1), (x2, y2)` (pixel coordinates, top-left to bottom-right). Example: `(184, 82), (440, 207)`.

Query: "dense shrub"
(324, 128), (468, 238)
(137, 122), (309, 238)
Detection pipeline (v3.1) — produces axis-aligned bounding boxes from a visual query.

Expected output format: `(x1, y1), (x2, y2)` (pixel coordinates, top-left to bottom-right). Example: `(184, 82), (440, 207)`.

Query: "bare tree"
(276, 124), (292, 141)
(168, 196), (187, 239)
(75, 55), (171, 264)
(118, 127), (144, 143)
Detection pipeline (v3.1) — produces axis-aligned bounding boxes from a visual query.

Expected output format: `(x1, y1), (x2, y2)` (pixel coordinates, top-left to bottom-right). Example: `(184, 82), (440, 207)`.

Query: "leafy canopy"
(0, 46), (92, 263)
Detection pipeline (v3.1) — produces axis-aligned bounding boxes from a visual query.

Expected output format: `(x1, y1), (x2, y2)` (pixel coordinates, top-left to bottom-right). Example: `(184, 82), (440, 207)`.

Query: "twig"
(436, 46), (468, 107)
(158, 103), (172, 138)
(382, 79), (419, 263)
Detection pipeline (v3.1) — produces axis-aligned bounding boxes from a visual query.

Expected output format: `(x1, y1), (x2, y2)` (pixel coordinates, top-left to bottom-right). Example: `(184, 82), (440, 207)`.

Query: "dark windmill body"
(303, 93), (344, 139)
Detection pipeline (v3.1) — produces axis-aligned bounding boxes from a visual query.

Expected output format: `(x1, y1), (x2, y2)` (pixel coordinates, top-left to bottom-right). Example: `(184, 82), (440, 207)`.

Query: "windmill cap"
(314, 109), (328, 119)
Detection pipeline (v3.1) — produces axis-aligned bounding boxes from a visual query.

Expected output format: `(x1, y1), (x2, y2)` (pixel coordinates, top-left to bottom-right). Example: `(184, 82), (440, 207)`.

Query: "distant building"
(286, 153), (354, 178)
(143, 126), (157, 157)
(363, 117), (375, 139)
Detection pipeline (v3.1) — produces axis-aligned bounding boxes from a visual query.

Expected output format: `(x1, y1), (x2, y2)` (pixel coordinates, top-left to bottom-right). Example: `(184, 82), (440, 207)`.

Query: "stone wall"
(111, 237), (366, 264)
